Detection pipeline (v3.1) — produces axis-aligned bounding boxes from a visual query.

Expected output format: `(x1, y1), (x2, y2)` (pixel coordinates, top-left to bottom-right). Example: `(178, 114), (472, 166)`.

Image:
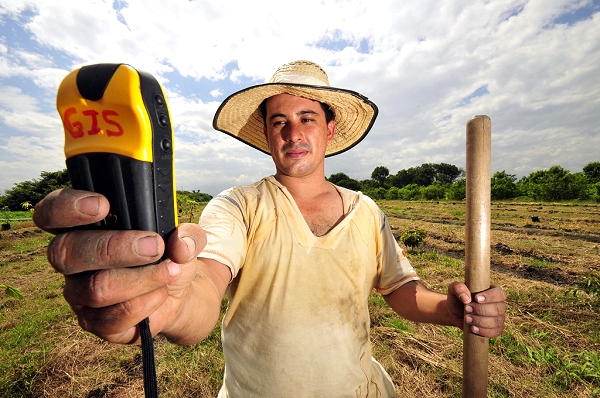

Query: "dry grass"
(378, 200), (600, 397)
(1, 201), (599, 397)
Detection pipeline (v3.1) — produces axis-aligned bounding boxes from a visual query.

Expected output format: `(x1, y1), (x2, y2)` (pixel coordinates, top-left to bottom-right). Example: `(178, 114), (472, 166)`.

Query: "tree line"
(327, 161), (600, 202)
(0, 169), (213, 211)
(1, 162), (599, 211)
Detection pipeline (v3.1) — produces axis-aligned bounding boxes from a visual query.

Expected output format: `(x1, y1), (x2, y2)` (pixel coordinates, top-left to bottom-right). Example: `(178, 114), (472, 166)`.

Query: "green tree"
(389, 163), (463, 188)
(519, 166), (583, 201)
(337, 179), (362, 191)
(388, 169), (411, 188)
(572, 172), (592, 200)
(583, 162), (600, 184)
(588, 182), (600, 203)
(328, 172), (352, 185)
(398, 184), (422, 200)
(432, 163), (463, 185)
(0, 170), (71, 210)
(491, 171), (518, 200)
(412, 164), (436, 186)
(371, 166), (390, 187)
(359, 179), (379, 190)
(421, 182), (446, 200)
(385, 187), (401, 200)
(328, 173), (362, 190)
(363, 187), (387, 200)
(446, 178), (466, 200)
(389, 165), (435, 187)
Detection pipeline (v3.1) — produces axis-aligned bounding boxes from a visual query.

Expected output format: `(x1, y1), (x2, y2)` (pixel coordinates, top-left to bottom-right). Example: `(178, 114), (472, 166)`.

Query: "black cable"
(138, 317), (159, 398)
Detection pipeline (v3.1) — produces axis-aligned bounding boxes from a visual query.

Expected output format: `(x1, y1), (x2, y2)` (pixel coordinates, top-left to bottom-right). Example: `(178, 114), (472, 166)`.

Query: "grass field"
(1, 200), (599, 397)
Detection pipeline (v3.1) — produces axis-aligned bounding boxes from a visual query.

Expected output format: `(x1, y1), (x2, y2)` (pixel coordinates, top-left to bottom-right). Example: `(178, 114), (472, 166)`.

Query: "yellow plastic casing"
(56, 63), (178, 234)
(57, 64), (155, 161)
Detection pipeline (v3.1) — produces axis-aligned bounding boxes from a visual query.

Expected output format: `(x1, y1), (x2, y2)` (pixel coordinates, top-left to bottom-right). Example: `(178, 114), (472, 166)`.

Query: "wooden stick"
(463, 115), (492, 398)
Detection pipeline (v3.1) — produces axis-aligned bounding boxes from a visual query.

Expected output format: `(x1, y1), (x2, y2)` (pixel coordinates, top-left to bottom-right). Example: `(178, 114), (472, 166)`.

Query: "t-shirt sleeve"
(198, 193), (248, 280)
(375, 211), (420, 295)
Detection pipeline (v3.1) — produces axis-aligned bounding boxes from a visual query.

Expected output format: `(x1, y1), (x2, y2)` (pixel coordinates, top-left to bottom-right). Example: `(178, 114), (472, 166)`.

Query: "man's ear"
(326, 120), (336, 143)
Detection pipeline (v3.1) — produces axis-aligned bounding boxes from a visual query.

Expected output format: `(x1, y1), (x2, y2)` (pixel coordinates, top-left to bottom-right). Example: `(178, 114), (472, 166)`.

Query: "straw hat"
(212, 60), (378, 157)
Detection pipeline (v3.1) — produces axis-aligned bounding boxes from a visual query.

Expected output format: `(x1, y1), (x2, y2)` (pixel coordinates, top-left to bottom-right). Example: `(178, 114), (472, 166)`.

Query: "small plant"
(1, 206), (12, 230)
(21, 201), (33, 212)
(400, 228), (427, 249)
(579, 272), (600, 298)
(1, 282), (23, 299)
(565, 271), (600, 307)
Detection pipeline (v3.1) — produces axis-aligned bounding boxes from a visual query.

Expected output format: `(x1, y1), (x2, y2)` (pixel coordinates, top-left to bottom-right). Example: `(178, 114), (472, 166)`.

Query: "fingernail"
(476, 295), (485, 303)
(465, 305), (473, 314)
(466, 316), (473, 324)
(181, 236), (197, 260)
(471, 326), (480, 334)
(135, 236), (159, 257)
(76, 196), (100, 216)
(167, 262), (181, 277)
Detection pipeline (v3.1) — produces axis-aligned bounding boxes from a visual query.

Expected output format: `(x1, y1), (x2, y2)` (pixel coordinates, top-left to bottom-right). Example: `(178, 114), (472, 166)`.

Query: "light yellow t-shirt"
(199, 176), (419, 398)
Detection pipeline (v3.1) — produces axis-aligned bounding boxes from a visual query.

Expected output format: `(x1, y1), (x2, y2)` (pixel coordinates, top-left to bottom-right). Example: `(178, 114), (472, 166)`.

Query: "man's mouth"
(286, 149), (308, 158)
(283, 144), (311, 158)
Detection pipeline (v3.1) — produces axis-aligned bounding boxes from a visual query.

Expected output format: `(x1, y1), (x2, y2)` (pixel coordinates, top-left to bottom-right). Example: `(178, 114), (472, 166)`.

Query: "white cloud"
(0, 86), (37, 112)
(0, 0), (598, 195)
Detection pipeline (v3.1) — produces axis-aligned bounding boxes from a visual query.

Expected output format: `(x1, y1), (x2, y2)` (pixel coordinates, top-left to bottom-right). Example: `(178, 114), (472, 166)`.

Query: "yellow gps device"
(57, 63), (178, 397)
(56, 63), (178, 238)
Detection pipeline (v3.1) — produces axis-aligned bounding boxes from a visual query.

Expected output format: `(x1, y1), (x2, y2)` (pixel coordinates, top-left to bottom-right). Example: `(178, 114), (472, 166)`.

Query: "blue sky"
(0, 0), (599, 196)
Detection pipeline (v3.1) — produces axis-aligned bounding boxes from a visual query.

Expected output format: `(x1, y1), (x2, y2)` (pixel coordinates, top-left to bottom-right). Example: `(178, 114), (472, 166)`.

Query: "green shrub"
(400, 228), (427, 249)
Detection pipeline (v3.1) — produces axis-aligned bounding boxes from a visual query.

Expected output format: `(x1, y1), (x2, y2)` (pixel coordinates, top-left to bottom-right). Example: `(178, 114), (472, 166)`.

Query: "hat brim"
(212, 83), (378, 157)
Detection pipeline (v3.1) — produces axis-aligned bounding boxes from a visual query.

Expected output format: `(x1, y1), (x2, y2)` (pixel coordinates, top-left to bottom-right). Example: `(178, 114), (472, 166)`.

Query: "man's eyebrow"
(297, 109), (319, 116)
(267, 109), (319, 122)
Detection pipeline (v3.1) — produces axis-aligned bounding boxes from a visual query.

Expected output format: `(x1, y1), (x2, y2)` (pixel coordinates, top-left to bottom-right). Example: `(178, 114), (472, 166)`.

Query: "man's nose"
(282, 121), (304, 142)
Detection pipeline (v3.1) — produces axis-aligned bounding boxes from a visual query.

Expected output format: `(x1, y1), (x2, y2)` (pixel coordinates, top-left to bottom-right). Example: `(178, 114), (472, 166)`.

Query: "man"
(34, 60), (506, 397)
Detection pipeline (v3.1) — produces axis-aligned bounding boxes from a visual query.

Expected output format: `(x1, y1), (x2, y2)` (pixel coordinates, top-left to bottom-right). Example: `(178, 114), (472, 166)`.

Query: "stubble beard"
(275, 143), (318, 177)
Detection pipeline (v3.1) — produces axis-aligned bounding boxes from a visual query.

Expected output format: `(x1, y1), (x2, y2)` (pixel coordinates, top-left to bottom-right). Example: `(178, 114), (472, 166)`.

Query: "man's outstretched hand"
(33, 188), (212, 344)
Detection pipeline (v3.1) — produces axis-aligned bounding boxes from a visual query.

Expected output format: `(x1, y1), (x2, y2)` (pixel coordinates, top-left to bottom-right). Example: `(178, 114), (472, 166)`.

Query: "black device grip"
(67, 153), (155, 230)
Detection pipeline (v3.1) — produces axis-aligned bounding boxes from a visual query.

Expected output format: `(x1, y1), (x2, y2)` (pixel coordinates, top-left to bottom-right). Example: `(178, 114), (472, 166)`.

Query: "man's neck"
(274, 172), (332, 199)
(274, 171), (344, 237)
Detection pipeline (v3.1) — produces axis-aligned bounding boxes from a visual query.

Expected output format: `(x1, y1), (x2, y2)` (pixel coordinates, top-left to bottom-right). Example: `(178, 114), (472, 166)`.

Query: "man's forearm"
(383, 280), (462, 328)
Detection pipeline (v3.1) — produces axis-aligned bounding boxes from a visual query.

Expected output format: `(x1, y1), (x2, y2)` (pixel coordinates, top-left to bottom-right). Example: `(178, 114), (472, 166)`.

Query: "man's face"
(263, 93), (336, 179)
